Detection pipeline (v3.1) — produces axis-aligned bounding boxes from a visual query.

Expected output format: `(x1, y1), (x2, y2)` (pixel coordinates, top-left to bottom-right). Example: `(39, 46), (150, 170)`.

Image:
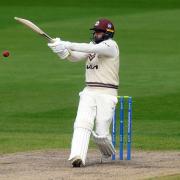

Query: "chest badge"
(88, 53), (96, 61)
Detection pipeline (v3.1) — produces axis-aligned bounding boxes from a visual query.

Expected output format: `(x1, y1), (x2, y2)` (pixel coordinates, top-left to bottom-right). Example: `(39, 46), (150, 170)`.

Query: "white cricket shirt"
(66, 39), (119, 96)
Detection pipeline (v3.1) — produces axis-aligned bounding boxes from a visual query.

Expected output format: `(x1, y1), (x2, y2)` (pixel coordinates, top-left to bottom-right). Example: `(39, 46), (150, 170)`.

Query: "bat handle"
(42, 33), (55, 43)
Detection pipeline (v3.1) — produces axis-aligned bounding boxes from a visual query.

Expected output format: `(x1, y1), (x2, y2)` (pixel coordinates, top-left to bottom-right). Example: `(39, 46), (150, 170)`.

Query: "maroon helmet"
(90, 19), (115, 33)
(90, 19), (115, 43)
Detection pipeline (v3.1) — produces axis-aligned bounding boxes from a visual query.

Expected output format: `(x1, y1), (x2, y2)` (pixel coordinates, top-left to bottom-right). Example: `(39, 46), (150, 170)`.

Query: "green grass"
(147, 174), (180, 180)
(0, 0), (180, 153)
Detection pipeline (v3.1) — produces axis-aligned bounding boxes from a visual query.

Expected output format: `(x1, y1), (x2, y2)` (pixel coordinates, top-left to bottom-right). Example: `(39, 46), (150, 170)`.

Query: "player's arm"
(67, 50), (88, 62)
(48, 38), (88, 61)
(64, 41), (118, 58)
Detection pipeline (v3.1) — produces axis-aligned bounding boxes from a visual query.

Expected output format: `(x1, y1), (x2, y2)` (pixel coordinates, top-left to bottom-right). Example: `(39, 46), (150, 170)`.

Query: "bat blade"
(14, 17), (54, 43)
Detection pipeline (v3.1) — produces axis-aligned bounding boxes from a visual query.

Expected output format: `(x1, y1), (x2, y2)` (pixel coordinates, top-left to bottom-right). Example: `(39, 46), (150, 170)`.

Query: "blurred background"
(0, 0), (180, 153)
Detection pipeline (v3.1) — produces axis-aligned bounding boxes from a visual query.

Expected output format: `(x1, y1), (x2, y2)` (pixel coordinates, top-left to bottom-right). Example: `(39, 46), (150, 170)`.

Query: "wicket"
(112, 96), (132, 160)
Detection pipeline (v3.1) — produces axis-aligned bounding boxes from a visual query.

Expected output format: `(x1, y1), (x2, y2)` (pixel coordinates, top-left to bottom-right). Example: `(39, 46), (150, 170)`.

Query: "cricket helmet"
(90, 19), (115, 43)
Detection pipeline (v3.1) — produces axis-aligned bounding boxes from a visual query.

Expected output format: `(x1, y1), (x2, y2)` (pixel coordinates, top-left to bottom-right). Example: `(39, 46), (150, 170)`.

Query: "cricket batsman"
(48, 19), (119, 167)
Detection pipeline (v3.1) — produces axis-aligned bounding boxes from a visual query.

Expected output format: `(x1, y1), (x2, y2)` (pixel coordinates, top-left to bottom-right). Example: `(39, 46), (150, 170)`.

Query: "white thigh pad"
(92, 131), (115, 158)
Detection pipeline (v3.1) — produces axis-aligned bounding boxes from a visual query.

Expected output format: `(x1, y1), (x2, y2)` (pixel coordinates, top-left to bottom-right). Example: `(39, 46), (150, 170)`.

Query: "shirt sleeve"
(65, 40), (118, 57)
(67, 50), (88, 62)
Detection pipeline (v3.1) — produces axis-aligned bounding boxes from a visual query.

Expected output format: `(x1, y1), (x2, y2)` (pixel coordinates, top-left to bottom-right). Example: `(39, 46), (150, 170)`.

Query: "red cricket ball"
(2, 50), (10, 57)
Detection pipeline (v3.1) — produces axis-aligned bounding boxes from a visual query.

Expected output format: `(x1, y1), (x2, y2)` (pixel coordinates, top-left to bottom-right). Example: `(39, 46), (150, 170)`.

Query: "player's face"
(93, 31), (105, 43)
(94, 31), (104, 39)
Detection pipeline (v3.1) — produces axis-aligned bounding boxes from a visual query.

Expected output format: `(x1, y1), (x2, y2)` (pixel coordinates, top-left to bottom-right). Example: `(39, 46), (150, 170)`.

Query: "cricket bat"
(14, 17), (54, 43)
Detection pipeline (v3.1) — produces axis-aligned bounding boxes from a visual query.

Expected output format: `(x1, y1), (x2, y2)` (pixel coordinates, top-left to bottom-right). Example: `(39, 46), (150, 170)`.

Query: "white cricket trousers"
(69, 88), (118, 165)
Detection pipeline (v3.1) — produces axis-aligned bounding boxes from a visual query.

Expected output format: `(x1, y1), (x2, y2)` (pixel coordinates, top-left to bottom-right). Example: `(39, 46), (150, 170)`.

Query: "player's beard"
(93, 33), (104, 44)
(92, 32), (105, 44)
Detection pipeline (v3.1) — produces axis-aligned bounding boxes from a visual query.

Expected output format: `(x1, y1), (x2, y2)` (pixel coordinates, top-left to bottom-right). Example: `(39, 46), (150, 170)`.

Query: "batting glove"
(48, 38), (70, 59)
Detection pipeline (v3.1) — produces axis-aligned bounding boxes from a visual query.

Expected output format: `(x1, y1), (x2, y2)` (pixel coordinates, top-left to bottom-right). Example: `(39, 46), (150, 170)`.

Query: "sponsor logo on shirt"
(86, 64), (98, 69)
